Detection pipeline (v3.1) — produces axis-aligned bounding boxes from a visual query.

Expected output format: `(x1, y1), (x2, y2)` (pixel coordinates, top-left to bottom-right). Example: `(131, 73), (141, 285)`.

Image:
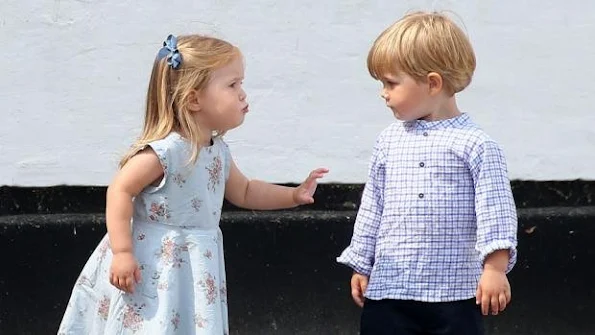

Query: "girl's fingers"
(134, 267), (142, 283)
(117, 277), (125, 291)
(312, 168), (329, 174)
(126, 276), (135, 293)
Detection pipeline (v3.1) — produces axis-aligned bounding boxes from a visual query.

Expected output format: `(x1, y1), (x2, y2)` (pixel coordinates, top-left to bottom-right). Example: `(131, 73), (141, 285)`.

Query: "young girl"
(58, 34), (328, 334)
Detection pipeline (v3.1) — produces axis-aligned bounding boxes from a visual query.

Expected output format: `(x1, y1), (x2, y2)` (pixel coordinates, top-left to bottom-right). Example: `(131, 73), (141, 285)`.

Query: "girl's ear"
(426, 72), (444, 96)
(187, 89), (201, 112)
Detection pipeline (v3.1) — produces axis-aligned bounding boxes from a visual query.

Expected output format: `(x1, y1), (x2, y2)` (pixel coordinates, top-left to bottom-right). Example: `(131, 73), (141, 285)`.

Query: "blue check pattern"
(337, 113), (518, 302)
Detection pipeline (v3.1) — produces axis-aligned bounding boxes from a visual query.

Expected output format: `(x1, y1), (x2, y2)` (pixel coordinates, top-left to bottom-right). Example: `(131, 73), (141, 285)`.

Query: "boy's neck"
(420, 95), (461, 122)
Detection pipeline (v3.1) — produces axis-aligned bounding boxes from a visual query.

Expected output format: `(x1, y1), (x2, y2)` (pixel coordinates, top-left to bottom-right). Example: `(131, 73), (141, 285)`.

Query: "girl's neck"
(198, 132), (214, 147)
(176, 128), (214, 147)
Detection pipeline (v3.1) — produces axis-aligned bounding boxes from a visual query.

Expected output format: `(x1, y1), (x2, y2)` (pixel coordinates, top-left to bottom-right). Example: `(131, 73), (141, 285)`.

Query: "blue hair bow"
(156, 34), (182, 69)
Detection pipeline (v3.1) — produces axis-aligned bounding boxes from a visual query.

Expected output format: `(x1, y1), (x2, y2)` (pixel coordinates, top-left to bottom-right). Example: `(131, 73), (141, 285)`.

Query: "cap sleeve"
(141, 139), (171, 193)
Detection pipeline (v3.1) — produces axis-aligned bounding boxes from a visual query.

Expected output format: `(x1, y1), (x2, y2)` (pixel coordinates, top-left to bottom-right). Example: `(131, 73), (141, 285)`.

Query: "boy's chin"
(392, 113), (415, 122)
(390, 109), (413, 121)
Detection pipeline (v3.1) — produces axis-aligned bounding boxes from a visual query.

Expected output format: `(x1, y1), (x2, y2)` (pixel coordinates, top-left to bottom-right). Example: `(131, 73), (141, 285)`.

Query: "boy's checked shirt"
(337, 113), (518, 302)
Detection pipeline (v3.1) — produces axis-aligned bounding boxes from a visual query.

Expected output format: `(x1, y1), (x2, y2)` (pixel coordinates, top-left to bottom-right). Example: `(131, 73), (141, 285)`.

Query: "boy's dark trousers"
(360, 298), (484, 335)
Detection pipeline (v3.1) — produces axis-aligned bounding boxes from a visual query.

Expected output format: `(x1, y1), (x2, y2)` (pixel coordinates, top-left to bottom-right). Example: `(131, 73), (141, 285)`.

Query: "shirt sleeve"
(468, 139), (518, 273)
(336, 136), (386, 276)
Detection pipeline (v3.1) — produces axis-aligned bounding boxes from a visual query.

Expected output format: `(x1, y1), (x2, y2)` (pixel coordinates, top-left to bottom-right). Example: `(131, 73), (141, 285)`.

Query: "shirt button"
(419, 162), (425, 167)
(423, 132), (428, 137)
(418, 193), (424, 198)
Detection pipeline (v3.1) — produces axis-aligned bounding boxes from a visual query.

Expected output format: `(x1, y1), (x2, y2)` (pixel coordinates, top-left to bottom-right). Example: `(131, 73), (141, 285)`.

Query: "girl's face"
(195, 57), (249, 134)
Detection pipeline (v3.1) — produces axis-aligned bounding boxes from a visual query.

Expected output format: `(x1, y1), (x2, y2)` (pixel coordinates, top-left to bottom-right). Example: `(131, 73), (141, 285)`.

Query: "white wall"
(1, 0), (594, 186)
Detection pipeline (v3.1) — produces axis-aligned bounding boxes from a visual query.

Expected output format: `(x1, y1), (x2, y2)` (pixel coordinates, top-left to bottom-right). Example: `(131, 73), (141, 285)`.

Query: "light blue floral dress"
(58, 132), (231, 334)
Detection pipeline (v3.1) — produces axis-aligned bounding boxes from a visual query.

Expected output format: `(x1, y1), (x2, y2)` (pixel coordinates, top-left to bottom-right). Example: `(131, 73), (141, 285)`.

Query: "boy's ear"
(187, 89), (201, 112)
(427, 72), (443, 95)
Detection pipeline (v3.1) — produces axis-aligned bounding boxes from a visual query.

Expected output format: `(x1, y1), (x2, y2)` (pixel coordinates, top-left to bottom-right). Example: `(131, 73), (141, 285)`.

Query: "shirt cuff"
(336, 248), (373, 276)
(478, 240), (517, 274)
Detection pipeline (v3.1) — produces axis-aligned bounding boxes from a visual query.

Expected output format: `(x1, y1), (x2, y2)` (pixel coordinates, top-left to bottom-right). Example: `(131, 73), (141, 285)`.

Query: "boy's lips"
(242, 105), (249, 113)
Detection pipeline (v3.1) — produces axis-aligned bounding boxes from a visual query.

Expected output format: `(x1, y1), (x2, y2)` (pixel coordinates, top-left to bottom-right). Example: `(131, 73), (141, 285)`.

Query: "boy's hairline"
(367, 14), (475, 92)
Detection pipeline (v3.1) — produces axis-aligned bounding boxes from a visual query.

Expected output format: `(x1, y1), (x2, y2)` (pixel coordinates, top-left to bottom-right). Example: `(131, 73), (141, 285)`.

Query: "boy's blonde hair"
(120, 35), (241, 167)
(367, 11), (476, 94)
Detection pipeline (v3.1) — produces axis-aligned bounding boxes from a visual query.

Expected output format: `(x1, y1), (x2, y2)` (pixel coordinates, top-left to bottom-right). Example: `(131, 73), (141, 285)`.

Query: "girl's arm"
(106, 148), (164, 253)
(224, 159), (328, 210)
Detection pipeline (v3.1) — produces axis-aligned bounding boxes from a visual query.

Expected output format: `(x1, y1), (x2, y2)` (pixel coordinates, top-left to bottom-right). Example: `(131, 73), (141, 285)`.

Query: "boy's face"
(379, 72), (431, 121)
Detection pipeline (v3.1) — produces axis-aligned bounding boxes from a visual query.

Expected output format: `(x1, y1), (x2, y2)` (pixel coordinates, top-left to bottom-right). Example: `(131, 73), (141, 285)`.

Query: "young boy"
(337, 11), (518, 335)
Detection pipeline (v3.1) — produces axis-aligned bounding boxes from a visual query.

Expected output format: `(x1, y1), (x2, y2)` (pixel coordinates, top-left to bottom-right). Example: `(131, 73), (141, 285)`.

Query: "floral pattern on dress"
(97, 296), (110, 321)
(161, 310), (181, 330)
(206, 156), (222, 192)
(191, 197), (202, 211)
(149, 201), (171, 221)
(121, 303), (145, 332)
(57, 134), (230, 334)
(158, 237), (188, 268)
(98, 239), (109, 261)
(157, 282), (169, 291)
(198, 273), (218, 305)
(146, 270), (169, 292)
(76, 275), (92, 287)
(195, 312), (208, 328)
(172, 172), (186, 187)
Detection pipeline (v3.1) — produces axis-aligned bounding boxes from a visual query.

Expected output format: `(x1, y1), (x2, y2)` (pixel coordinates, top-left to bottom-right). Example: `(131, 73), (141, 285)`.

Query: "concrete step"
(1, 207), (594, 334)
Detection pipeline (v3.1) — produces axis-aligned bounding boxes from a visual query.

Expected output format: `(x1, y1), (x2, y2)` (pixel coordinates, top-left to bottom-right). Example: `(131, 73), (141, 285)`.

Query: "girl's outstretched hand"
(293, 168), (329, 205)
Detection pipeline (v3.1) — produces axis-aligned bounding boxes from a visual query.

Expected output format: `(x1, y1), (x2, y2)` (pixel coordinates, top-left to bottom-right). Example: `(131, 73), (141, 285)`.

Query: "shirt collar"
(404, 112), (471, 130)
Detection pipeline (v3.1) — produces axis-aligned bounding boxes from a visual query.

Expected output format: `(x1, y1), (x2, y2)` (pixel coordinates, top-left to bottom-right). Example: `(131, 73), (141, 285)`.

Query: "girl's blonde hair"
(120, 34), (241, 168)
(367, 11), (476, 95)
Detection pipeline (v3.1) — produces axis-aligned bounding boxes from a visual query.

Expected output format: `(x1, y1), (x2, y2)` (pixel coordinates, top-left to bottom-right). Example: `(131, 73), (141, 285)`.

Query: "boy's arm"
(469, 139), (518, 273)
(337, 138), (386, 276)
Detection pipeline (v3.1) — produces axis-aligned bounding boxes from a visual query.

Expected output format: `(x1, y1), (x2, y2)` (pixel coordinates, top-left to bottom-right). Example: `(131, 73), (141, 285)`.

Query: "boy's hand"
(476, 268), (511, 315)
(351, 272), (369, 307)
(110, 251), (141, 293)
(293, 168), (329, 205)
